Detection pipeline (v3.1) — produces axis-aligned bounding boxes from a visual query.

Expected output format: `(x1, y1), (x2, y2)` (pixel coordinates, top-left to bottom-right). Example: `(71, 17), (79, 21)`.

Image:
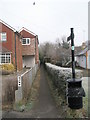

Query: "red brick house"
(0, 19), (23, 71)
(19, 27), (39, 68)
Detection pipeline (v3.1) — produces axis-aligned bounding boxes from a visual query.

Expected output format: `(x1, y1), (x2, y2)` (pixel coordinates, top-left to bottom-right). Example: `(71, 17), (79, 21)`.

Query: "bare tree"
(39, 37), (70, 66)
(61, 35), (70, 49)
(39, 42), (55, 63)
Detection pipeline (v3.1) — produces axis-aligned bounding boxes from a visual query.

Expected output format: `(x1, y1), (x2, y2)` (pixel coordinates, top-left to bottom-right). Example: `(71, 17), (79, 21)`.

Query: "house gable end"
(19, 27), (36, 38)
(0, 19), (16, 32)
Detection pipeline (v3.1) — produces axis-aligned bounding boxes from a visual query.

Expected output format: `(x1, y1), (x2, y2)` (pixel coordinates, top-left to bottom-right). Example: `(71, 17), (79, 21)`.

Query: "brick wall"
(15, 34), (23, 71)
(20, 30), (36, 56)
(11, 32), (15, 66)
(22, 38), (35, 55)
(35, 37), (39, 64)
(0, 22), (23, 71)
(20, 29), (39, 64)
(0, 23), (13, 52)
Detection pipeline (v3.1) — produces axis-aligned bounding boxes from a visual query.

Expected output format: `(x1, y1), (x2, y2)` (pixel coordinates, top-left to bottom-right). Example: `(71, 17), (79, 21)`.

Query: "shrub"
(0, 64), (15, 75)
(1, 64), (15, 71)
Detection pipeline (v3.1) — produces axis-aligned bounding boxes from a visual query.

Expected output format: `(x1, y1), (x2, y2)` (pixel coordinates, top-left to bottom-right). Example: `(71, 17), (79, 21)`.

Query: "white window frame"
(0, 53), (11, 64)
(1, 32), (7, 41)
(22, 38), (30, 45)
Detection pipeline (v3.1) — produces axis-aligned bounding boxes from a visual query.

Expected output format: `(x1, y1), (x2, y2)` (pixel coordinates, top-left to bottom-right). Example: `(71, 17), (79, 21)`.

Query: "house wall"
(35, 36), (39, 64)
(15, 34), (23, 71)
(0, 22), (22, 71)
(76, 55), (86, 68)
(22, 38), (35, 56)
(22, 55), (35, 68)
(20, 29), (39, 68)
(0, 23), (16, 66)
(20, 30), (35, 56)
(87, 50), (90, 69)
(0, 22), (13, 52)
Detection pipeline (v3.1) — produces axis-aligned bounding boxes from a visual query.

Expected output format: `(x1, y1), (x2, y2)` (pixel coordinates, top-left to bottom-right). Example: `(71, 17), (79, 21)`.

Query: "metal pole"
(70, 28), (75, 80)
(67, 28), (85, 109)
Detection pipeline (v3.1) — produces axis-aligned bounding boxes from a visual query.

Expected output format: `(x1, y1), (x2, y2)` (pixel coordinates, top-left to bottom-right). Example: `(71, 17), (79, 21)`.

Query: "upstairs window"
(22, 38), (30, 45)
(0, 33), (7, 41)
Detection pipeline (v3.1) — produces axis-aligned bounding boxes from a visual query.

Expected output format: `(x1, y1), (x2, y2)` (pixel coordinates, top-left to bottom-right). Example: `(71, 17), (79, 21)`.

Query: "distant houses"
(76, 41), (90, 69)
(76, 2), (90, 69)
(68, 41), (90, 69)
(62, 42), (90, 69)
(0, 19), (39, 71)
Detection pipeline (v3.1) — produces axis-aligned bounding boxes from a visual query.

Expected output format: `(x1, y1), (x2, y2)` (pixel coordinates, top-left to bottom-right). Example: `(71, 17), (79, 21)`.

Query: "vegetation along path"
(2, 65), (60, 118)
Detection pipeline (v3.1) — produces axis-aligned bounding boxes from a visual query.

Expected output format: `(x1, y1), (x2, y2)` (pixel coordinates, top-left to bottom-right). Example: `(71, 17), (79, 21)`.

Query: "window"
(0, 33), (7, 41)
(22, 38), (26, 44)
(0, 53), (11, 64)
(22, 38), (30, 45)
(1, 54), (5, 63)
(27, 39), (30, 44)
(6, 54), (11, 63)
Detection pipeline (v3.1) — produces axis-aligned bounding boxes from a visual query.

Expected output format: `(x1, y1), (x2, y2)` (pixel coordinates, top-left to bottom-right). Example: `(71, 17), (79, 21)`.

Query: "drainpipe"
(15, 32), (17, 71)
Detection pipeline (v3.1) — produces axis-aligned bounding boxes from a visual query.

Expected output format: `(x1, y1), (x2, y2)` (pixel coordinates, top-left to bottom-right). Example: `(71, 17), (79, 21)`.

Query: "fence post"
(15, 76), (23, 103)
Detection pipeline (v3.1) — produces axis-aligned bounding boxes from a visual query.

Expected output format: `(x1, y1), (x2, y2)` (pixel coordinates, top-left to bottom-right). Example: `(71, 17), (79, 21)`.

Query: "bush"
(55, 61), (62, 67)
(0, 64), (15, 75)
(1, 64), (15, 71)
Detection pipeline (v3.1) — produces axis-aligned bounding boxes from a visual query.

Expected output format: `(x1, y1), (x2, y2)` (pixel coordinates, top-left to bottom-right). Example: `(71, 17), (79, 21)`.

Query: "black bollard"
(67, 28), (85, 109)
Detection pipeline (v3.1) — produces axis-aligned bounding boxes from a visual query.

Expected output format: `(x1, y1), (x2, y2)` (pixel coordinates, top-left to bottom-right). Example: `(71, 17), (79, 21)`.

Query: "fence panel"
(15, 64), (39, 103)
(2, 75), (17, 105)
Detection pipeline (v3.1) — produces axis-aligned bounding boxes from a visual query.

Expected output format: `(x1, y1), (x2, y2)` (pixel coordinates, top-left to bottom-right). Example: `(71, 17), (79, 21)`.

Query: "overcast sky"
(0, 0), (89, 46)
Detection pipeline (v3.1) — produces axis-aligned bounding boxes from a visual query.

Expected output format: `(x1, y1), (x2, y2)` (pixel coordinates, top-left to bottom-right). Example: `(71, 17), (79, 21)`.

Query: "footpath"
(2, 65), (60, 118)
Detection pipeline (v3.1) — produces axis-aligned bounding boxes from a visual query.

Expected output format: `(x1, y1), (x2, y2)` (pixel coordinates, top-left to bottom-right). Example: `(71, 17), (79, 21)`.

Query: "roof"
(0, 19), (16, 32)
(0, 46), (11, 53)
(19, 27), (37, 37)
(76, 47), (88, 56)
(82, 40), (90, 50)
(19, 27), (39, 44)
(76, 41), (90, 56)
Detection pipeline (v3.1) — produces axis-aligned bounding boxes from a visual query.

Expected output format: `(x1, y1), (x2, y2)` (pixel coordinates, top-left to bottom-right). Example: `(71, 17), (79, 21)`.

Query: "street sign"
(18, 76), (21, 87)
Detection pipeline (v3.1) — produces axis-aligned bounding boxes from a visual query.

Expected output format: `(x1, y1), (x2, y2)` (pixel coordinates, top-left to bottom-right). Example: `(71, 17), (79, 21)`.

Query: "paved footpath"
(2, 65), (60, 118)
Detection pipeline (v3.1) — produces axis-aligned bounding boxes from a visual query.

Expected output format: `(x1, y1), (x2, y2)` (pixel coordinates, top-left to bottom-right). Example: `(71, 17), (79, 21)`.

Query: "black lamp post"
(66, 28), (85, 109)
(67, 28), (75, 80)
